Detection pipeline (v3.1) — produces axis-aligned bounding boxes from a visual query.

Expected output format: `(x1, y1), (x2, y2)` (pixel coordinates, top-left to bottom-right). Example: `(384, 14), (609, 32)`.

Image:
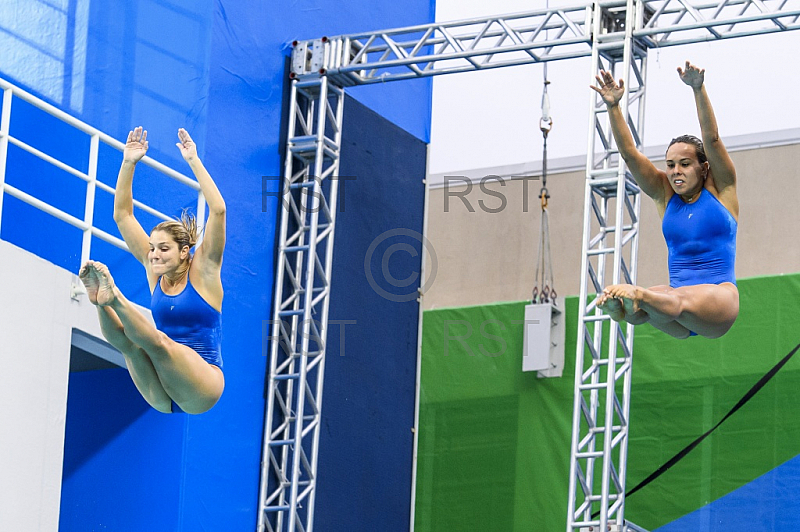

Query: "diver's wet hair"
(667, 134), (707, 164)
(151, 210), (198, 253)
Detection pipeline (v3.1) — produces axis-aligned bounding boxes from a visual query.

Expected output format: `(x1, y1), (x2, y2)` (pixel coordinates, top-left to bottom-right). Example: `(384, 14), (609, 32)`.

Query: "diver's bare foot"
(597, 293), (625, 322)
(87, 261), (117, 306)
(79, 261), (100, 305)
(604, 284), (642, 316)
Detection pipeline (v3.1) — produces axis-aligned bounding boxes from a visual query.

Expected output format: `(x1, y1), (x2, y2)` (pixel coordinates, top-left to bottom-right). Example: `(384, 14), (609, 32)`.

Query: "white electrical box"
(522, 299), (565, 378)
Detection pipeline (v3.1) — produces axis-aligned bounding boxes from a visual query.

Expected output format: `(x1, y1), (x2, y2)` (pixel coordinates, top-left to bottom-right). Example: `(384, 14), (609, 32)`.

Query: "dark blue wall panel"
(313, 95), (426, 532)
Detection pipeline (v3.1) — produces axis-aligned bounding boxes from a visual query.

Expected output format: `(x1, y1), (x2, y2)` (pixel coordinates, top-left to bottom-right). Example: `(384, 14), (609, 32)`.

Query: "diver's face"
(665, 143), (707, 196)
(148, 230), (188, 274)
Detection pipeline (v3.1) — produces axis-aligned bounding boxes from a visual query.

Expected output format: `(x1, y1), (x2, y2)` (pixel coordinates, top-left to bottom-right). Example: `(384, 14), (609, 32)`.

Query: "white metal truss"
(567, 1), (646, 530)
(261, 1), (800, 530)
(258, 75), (344, 532)
(290, 0), (800, 85)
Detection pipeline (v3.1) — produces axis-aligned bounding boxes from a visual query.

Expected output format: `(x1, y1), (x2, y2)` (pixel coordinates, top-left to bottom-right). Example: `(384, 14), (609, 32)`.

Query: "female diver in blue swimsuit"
(594, 62), (739, 339)
(79, 126), (226, 413)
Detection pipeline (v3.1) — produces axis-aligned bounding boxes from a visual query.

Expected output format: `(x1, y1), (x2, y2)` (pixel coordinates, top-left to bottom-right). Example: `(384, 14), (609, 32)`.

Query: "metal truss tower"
(258, 74), (344, 532)
(568, 2), (647, 530)
(258, 2), (800, 530)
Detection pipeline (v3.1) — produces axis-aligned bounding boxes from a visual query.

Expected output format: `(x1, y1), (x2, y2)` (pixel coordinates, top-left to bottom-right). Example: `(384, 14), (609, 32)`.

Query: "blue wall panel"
(312, 95), (426, 531)
(656, 454), (800, 532)
(1, 0), (433, 529)
(60, 367), (185, 532)
(173, 2), (433, 530)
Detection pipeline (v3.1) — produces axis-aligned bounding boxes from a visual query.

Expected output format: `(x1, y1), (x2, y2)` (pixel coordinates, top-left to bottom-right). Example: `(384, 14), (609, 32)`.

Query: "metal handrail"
(0, 76), (205, 266)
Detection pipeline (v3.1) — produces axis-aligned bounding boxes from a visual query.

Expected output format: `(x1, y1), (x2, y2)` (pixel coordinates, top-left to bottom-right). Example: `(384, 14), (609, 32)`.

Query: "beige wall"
(422, 142), (800, 310)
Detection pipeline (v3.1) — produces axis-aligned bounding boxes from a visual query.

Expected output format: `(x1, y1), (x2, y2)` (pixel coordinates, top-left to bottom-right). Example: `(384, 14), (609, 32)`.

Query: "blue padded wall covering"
(1, 0), (433, 530)
(655, 454), (800, 532)
(183, 3), (432, 529)
(59, 368), (185, 532)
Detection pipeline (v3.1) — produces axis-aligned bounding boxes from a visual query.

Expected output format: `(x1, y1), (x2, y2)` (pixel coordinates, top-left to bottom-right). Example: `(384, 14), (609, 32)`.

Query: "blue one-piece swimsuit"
(151, 276), (223, 369)
(662, 190), (737, 337)
(662, 189), (737, 289)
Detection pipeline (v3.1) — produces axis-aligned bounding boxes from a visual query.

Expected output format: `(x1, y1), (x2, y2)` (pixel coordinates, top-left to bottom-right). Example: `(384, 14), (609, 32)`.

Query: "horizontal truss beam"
(291, 0), (800, 84)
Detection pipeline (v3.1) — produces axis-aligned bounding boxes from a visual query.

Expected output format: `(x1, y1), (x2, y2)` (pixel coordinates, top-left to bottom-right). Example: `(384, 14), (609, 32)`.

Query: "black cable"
(590, 341), (800, 518)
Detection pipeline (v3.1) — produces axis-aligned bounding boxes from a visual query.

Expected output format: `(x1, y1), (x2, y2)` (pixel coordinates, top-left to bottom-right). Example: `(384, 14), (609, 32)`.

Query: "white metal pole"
(80, 134), (100, 265)
(306, 82), (345, 532)
(0, 88), (12, 234)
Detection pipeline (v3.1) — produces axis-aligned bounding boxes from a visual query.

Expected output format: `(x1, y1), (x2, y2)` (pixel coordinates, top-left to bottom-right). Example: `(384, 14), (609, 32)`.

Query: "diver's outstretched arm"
(678, 62), (737, 198)
(591, 70), (670, 205)
(113, 126), (153, 266)
(175, 129), (226, 267)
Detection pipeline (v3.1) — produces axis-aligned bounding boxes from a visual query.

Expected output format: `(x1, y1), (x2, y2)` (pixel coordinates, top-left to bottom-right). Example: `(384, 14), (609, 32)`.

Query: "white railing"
(0, 77), (205, 267)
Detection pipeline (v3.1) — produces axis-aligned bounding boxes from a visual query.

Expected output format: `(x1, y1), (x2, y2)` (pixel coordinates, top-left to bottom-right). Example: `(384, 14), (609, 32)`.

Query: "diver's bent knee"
(626, 314), (650, 326)
(152, 397), (174, 414)
(146, 330), (175, 359)
(702, 319), (737, 340)
(179, 397), (220, 415)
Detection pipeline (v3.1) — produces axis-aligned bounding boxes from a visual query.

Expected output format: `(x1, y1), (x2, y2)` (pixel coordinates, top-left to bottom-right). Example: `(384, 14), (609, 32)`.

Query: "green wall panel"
(416, 274), (800, 531)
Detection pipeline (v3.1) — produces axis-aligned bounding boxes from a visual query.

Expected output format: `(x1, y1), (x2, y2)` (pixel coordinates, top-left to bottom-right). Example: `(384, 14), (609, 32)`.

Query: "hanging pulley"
(540, 76), (553, 136)
(532, 65), (557, 305)
(538, 66), (552, 211)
